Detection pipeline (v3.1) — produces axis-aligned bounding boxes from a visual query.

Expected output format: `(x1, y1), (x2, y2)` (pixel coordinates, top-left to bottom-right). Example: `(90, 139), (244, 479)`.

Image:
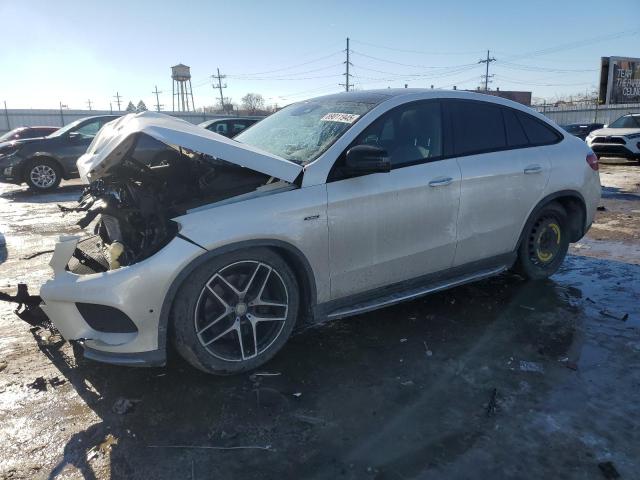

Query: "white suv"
(586, 113), (640, 160)
(20, 90), (600, 374)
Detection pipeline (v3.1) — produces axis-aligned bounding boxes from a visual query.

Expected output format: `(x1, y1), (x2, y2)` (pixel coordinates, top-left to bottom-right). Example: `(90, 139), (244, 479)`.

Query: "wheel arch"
(157, 238), (318, 354)
(516, 190), (587, 250)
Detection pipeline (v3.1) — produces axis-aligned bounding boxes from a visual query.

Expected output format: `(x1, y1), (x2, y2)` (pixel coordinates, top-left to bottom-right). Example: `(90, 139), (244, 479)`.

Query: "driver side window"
(356, 101), (443, 168)
(74, 120), (102, 138)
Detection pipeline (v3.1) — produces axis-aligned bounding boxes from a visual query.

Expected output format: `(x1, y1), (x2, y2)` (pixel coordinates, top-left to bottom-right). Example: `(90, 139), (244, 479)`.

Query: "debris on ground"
(598, 461), (620, 479)
(400, 338), (408, 343)
(400, 380), (414, 386)
(559, 358), (579, 371)
(486, 388), (498, 417)
(597, 206), (607, 212)
(27, 377), (47, 392)
(292, 392), (302, 398)
(599, 309), (629, 321)
(423, 341), (433, 357)
(519, 304), (536, 311)
(112, 397), (139, 415)
(292, 413), (324, 426)
(0, 360), (7, 373)
(519, 361), (544, 373)
(249, 372), (281, 382)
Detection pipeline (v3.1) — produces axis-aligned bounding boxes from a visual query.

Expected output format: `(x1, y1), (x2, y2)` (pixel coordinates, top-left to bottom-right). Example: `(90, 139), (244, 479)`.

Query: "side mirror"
(345, 144), (390, 175)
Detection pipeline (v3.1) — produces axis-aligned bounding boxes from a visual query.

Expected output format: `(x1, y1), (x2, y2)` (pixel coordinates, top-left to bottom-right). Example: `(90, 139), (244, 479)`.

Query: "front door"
(326, 100), (461, 300)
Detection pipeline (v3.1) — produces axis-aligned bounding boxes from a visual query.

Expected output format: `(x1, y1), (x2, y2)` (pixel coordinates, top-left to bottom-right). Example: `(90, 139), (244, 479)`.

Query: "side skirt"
(314, 253), (515, 322)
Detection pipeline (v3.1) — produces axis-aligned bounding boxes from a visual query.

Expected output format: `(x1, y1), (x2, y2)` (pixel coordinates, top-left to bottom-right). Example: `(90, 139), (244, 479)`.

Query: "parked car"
(0, 126), (59, 142)
(13, 90), (600, 374)
(198, 117), (262, 137)
(586, 114), (640, 160)
(561, 123), (604, 140)
(0, 115), (119, 191)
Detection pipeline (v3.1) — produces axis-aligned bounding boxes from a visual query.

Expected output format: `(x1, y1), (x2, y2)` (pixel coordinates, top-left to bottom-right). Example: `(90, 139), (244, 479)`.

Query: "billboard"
(599, 56), (640, 105)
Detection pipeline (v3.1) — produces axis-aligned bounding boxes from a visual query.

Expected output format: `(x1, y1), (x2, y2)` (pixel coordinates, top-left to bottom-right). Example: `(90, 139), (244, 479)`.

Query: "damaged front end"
(1, 112), (302, 365)
(64, 143), (271, 274)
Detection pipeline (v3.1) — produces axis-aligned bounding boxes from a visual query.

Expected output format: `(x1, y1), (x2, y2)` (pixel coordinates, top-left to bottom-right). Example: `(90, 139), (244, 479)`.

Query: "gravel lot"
(1, 162), (639, 480)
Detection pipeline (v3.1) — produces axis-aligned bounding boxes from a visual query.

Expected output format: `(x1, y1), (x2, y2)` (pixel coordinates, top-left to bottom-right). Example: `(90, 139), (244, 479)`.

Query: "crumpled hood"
(589, 127), (640, 138)
(77, 111), (302, 183)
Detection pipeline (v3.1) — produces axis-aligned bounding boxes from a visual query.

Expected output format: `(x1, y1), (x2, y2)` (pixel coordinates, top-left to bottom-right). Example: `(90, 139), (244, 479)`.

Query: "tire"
(515, 202), (570, 280)
(171, 248), (300, 375)
(25, 158), (62, 192)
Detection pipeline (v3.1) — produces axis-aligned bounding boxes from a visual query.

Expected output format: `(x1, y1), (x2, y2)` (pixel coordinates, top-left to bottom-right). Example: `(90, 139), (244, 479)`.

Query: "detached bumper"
(37, 234), (204, 367)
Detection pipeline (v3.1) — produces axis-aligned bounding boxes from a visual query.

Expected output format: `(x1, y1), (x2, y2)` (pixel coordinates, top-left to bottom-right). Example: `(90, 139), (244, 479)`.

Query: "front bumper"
(37, 234), (205, 366)
(587, 137), (640, 159)
(0, 158), (25, 184)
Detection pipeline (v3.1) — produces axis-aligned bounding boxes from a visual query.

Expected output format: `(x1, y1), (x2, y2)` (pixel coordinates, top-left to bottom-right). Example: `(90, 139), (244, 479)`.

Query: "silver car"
(30, 89), (600, 374)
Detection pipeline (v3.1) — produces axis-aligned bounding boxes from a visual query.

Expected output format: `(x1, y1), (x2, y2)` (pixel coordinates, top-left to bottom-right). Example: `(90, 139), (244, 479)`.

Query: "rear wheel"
(515, 202), (569, 280)
(25, 159), (62, 192)
(171, 248), (300, 375)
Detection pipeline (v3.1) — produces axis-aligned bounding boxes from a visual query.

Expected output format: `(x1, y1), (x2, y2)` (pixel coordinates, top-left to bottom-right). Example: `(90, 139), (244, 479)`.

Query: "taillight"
(586, 152), (599, 171)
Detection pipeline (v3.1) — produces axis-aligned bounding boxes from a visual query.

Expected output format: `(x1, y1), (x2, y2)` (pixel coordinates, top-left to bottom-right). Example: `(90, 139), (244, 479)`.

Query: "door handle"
(428, 177), (453, 187)
(524, 165), (542, 174)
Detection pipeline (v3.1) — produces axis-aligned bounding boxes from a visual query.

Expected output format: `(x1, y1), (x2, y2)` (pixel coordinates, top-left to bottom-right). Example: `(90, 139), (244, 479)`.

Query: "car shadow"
(0, 232), (6, 265)
(21, 267), (593, 480)
(0, 184), (83, 204)
(601, 185), (640, 201)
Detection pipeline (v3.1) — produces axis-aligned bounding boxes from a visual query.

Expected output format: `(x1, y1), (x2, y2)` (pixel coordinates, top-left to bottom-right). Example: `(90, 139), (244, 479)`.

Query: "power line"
(478, 50), (496, 92)
(351, 50), (477, 69)
(227, 63), (343, 80)
(350, 38), (485, 56)
(226, 51), (343, 76)
(152, 85), (163, 112)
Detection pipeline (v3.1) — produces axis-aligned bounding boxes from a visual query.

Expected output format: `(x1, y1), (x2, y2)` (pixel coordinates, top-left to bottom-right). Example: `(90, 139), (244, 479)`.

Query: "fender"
(515, 189), (587, 250)
(156, 238), (318, 354)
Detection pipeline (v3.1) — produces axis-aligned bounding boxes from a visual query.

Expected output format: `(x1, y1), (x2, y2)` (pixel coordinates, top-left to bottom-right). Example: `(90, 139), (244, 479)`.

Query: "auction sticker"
(320, 112), (360, 123)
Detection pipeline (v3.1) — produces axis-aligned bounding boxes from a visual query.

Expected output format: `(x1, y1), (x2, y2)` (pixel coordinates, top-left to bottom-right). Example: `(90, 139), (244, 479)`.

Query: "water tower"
(171, 63), (195, 112)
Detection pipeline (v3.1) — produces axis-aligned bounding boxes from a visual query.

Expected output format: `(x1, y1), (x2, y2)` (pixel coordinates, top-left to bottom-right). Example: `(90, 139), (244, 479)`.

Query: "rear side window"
(517, 112), (561, 145)
(503, 109), (528, 147)
(450, 101), (506, 156)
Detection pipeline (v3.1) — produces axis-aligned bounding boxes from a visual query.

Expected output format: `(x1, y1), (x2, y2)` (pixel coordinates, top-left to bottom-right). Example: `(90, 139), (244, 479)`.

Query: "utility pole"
(113, 91), (122, 111)
(478, 50), (496, 92)
(110, 102), (113, 114)
(3, 100), (10, 130)
(211, 68), (227, 112)
(339, 37), (353, 92)
(59, 101), (67, 126)
(152, 85), (163, 112)
(86, 99), (92, 111)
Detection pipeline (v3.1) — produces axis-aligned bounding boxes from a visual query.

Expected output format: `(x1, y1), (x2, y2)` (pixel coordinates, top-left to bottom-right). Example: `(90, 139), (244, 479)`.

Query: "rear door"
(326, 100), (461, 300)
(446, 100), (553, 266)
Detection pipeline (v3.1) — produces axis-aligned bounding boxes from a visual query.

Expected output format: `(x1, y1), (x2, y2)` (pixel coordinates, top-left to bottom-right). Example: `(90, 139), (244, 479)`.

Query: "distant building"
(466, 88), (532, 106)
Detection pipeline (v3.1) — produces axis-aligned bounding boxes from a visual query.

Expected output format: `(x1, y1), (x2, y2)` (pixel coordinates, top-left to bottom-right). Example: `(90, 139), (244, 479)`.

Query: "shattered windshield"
(234, 99), (377, 164)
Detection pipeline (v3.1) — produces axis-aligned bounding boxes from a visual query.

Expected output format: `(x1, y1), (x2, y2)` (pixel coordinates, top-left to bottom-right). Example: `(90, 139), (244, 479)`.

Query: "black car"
(561, 123), (604, 140)
(0, 115), (119, 191)
(198, 117), (262, 137)
(0, 126), (59, 142)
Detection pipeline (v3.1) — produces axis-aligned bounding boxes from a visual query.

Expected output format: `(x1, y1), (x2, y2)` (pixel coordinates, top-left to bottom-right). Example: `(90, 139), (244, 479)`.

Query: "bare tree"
(241, 93), (265, 114)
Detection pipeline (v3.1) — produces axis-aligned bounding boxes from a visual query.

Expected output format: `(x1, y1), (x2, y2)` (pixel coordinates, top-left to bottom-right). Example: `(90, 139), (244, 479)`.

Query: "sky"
(1, 0), (639, 111)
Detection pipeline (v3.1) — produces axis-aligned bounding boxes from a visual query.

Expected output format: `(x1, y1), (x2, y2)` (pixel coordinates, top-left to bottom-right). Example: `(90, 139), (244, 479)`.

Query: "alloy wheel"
(29, 164), (57, 189)
(194, 260), (289, 362)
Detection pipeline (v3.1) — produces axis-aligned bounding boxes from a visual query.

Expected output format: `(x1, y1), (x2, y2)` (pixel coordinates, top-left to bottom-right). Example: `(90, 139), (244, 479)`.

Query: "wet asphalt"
(0, 164), (639, 480)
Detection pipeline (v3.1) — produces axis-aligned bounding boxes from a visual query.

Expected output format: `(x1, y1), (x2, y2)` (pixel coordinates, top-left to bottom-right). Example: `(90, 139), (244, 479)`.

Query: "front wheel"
(25, 159), (62, 192)
(171, 248), (300, 375)
(515, 202), (570, 280)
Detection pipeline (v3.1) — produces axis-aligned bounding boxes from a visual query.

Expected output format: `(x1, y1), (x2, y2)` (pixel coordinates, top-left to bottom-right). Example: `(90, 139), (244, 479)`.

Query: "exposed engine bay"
(65, 133), (276, 274)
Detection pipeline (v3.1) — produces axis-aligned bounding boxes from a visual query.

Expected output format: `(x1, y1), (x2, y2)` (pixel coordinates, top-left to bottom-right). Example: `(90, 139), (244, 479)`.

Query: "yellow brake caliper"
(536, 223), (560, 262)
